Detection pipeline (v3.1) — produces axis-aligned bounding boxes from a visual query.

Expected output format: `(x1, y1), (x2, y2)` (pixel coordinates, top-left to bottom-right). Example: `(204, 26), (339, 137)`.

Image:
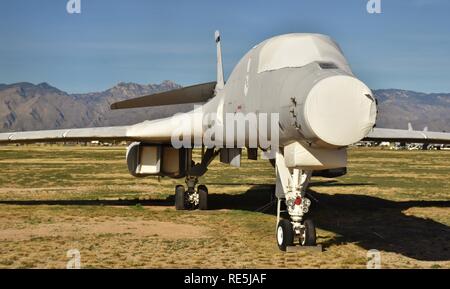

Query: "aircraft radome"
(1, 31), (449, 251)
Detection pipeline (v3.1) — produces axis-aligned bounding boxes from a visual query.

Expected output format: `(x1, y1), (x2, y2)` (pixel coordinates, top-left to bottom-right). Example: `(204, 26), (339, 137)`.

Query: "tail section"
(215, 30), (225, 91)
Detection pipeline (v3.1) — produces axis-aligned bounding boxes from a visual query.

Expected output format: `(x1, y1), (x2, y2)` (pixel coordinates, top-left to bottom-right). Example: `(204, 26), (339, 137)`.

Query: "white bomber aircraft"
(1, 32), (450, 251)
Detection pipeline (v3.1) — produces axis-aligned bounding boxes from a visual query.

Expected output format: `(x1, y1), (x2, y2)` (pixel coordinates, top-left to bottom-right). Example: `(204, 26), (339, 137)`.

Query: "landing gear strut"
(275, 152), (317, 251)
(174, 176), (208, 210)
(173, 148), (218, 211)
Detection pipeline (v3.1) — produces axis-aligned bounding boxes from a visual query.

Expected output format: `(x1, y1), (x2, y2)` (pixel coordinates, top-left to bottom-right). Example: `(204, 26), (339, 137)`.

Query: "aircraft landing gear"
(276, 218), (317, 251)
(276, 219), (294, 251)
(197, 184), (208, 210)
(175, 185), (187, 210)
(300, 219), (316, 246)
(173, 147), (218, 211)
(275, 152), (317, 251)
(174, 176), (208, 210)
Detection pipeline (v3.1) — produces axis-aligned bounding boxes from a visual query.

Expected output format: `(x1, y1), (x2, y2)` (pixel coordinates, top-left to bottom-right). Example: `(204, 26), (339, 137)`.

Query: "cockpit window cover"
(257, 34), (352, 74)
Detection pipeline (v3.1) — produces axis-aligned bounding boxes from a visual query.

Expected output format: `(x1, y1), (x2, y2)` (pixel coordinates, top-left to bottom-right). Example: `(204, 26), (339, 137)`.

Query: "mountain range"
(0, 82), (449, 133)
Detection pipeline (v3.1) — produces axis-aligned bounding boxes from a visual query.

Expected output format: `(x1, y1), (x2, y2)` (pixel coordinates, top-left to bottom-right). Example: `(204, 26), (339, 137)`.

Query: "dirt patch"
(0, 218), (210, 241)
(367, 173), (449, 179)
(1, 146), (449, 268)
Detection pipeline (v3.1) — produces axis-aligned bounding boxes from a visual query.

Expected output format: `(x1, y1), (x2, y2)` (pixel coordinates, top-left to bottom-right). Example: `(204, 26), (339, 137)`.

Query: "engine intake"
(126, 142), (187, 178)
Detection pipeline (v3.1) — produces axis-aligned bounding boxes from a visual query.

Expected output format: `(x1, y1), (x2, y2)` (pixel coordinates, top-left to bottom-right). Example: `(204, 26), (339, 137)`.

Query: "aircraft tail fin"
(215, 30), (225, 91)
(408, 122), (413, 131)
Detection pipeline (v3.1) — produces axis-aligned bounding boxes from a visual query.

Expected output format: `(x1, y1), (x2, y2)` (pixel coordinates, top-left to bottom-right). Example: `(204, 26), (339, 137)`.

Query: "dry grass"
(0, 145), (448, 268)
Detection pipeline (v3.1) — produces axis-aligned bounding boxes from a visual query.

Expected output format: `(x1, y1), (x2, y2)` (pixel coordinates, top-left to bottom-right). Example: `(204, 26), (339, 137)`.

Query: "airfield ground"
(0, 145), (448, 268)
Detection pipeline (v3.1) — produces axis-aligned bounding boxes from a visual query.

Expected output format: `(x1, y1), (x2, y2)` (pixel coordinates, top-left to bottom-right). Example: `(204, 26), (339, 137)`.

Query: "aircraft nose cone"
(304, 75), (377, 147)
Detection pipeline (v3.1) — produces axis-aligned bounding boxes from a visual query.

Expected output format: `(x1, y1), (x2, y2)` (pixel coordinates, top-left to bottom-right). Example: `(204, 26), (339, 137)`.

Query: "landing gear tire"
(175, 185), (186, 210)
(277, 219), (294, 251)
(198, 185), (208, 210)
(300, 219), (316, 246)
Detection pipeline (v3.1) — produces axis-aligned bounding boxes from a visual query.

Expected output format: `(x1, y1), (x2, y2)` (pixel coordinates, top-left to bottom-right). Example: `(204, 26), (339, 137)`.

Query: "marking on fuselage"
(216, 95), (225, 126)
(244, 58), (252, 97)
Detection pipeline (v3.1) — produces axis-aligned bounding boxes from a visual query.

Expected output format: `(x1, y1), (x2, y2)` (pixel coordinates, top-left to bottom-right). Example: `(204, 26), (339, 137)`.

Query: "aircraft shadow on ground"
(208, 185), (450, 262)
(1, 183), (449, 262)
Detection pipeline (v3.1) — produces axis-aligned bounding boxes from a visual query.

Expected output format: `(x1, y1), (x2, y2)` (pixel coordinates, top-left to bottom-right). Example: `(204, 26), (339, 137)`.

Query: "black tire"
(198, 185), (208, 210)
(301, 219), (316, 246)
(276, 219), (294, 251)
(175, 185), (186, 210)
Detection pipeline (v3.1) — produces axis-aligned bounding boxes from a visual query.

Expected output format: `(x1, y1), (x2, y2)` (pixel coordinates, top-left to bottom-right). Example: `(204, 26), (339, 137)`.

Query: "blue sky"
(0, 0), (449, 93)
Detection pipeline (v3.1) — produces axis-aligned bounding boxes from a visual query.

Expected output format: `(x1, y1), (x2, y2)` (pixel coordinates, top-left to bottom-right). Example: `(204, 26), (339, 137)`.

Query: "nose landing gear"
(276, 219), (294, 251)
(275, 152), (318, 251)
(300, 219), (316, 246)
(276, 213), (317, 251)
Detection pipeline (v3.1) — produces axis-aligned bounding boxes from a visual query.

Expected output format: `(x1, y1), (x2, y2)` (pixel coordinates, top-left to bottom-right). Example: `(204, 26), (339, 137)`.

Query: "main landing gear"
(174, 148), (218, 211)
(175, 176), (208, 210)
(275, 152), (317, 251)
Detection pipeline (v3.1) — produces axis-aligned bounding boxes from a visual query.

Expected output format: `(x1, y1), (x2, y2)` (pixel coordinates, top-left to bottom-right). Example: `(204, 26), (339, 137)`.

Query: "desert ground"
(0, 145), (448, 268)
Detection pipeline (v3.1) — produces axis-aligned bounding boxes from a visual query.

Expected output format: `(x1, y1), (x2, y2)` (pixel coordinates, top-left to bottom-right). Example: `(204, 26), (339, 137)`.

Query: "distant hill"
(0, 82), (449, 132)
(0, 81), (191, 132)
(374, 89), (450, 132)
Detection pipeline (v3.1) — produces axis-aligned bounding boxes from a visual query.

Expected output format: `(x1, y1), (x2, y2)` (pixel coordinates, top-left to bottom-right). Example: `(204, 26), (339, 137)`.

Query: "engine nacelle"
(126, 142), (187, 178)
(313, 167), (347, 178)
